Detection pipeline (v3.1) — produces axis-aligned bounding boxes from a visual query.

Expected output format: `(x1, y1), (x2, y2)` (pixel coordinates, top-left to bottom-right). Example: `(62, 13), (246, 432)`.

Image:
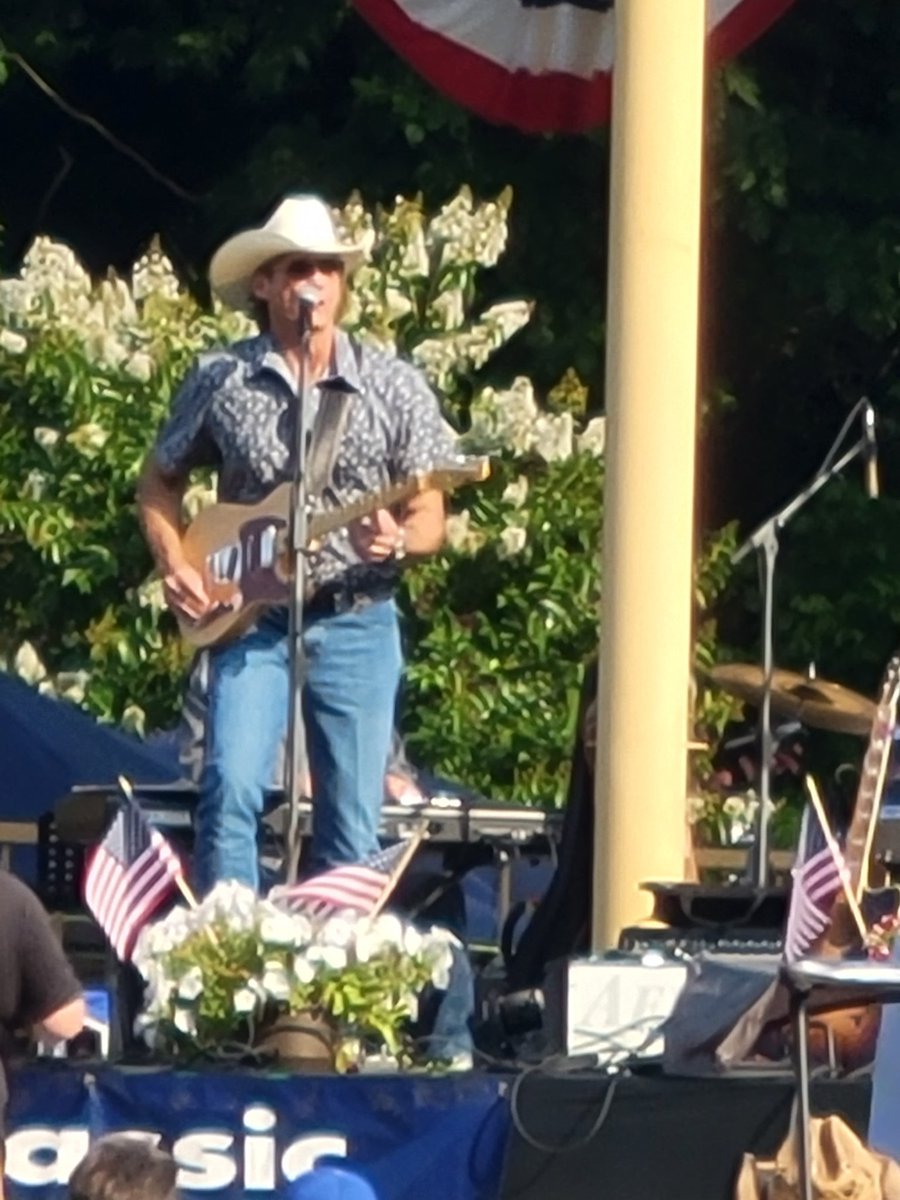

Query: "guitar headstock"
(870, 654), (900, 746)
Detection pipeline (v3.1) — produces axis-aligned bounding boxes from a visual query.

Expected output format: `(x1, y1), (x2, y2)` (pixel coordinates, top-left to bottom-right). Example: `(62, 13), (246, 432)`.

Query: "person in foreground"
(0, 871), (85, 1199)
(138, 193), (455, 895)
(68, 1135), (177, 1200)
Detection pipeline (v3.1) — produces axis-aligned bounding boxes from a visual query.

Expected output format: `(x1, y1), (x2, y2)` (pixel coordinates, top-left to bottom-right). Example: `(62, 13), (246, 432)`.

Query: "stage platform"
(4, 1061), (872, 1200)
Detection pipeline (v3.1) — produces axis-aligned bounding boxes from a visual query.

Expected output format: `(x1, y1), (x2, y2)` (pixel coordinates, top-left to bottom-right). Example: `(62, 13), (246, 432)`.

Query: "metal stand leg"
(791, 989), (814, 1200)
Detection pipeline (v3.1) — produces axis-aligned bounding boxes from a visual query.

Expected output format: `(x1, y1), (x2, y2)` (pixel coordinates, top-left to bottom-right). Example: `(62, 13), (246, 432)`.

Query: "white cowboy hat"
(208, 194), (366, 312)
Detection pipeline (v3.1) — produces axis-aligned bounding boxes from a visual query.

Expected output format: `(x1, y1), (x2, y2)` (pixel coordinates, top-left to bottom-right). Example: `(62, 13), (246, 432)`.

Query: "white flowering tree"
(0, 189), (735, 809)
(0, 234), (259, 723)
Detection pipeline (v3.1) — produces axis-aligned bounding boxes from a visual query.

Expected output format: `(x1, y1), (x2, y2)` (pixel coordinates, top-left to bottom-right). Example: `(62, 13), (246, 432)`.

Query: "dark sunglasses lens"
(286, 257), (341, 277)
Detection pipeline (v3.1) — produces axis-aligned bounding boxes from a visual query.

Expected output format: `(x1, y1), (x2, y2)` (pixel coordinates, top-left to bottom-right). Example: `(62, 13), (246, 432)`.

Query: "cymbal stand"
(732, 398), (872, 887)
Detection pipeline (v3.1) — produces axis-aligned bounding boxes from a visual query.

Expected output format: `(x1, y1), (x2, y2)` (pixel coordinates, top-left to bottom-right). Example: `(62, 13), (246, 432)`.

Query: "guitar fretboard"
(844, 657), (900, 898)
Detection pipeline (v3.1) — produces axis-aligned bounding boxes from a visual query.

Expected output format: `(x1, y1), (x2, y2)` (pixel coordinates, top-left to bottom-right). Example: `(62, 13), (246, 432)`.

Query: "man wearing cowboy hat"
(137, 194), (454, 894)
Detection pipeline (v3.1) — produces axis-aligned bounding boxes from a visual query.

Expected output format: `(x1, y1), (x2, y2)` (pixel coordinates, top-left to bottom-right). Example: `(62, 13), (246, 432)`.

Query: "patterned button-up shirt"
(153, 329), (456, 593)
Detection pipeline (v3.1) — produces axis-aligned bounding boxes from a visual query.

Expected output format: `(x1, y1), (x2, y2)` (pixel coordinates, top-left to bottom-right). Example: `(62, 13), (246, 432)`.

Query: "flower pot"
(255, 1011), (337, 1071)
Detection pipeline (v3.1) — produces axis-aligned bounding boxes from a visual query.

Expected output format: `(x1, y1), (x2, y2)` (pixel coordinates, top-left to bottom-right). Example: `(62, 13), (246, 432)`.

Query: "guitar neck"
(306, 459), (489, 544)
(846, 719), (894, 898)
(839, 659), (900, 899)
(307, 479), (416, 543)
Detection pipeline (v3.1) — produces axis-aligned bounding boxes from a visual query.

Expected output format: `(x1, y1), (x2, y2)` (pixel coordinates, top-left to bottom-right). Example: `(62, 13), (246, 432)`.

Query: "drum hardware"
(706, 662), (876, 738)
(729, 400), (879, 887)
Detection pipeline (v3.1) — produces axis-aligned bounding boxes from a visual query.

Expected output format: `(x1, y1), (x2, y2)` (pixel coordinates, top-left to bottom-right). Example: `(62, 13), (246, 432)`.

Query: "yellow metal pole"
(591, 0), (706, 950)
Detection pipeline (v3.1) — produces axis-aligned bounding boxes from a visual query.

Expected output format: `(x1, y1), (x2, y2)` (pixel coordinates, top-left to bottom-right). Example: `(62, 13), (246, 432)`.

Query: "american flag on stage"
(273, 841), (409, 918)
(783, 803), (845, 964)
(83, 798), (183, 962)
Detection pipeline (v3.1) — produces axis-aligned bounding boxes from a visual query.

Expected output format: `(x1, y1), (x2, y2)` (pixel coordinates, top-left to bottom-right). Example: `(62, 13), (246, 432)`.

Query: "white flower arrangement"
(132, 882), (458, 1072)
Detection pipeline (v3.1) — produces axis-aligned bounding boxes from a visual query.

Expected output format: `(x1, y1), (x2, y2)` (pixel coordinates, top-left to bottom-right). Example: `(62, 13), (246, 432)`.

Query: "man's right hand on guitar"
(163, 561), (212, 622)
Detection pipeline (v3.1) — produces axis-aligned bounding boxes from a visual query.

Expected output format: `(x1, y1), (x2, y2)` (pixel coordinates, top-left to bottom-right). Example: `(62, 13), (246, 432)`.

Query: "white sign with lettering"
(4, 1103), (347, 1193)
(565, 959), (688, 1062)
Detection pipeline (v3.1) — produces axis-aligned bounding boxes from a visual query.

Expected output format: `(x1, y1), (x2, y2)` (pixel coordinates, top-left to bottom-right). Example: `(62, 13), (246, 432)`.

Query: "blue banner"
(5, 1066), (508, 1200)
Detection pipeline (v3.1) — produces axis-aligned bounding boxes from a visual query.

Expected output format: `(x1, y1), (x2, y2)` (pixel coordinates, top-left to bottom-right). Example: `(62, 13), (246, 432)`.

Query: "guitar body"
(180, 484), (292, 648)
(175, 460), (490, 648)
(809, 1006), (883, 1071)
(755, 1000), (883, 1071)
(755, 888), (900, 1071)
(795, 889), (899, 1070)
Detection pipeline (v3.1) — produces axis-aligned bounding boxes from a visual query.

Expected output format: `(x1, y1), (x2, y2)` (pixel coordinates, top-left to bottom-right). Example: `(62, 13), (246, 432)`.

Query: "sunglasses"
(282, 256), (344, 278)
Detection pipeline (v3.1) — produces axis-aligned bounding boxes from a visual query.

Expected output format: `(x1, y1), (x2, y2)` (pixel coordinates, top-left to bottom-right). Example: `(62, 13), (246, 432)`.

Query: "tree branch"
(5, 49), (202, 203)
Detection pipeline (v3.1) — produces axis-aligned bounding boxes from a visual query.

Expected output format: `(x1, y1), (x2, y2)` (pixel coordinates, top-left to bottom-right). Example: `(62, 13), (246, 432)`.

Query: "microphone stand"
(732, 398), (871, 888)
(283, 308), (315, 885)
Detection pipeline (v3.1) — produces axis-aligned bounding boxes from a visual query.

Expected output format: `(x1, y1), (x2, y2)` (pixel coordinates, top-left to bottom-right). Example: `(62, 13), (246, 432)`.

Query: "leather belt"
(304, 584), (393, 618)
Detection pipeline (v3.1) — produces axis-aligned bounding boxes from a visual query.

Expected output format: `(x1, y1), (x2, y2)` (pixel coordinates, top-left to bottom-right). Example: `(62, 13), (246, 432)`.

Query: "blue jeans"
(194, 599), (402, 894)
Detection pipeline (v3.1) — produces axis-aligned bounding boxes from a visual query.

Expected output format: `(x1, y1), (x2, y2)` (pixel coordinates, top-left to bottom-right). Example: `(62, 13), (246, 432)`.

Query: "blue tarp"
(0, 671), (179, 822)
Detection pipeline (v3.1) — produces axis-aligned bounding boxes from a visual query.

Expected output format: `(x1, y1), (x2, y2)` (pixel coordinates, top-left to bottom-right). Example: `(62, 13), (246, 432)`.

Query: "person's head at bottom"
(68, 1135), (177, 1200)
(289, 1165), (379, 1200)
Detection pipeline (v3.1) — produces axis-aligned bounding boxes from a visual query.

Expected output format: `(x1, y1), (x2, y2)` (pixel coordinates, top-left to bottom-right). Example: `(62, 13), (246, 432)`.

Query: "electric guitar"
(808, 654), (900, 1067)
(175, 458), (489, 648)
(823, 652), (900, 951)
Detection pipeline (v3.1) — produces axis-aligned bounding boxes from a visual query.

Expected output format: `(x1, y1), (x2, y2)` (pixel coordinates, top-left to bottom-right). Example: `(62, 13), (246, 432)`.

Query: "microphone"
(863, 400), (880, 499)
(297, 285), (320, 308)
(295, 285), (320, 335)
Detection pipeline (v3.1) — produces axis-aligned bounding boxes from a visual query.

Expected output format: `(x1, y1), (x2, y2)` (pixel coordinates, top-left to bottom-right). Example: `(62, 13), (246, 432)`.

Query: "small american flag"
(274, 841), (409, 918)
(783, 803), (845, 963)
(83, 797), (184, 962)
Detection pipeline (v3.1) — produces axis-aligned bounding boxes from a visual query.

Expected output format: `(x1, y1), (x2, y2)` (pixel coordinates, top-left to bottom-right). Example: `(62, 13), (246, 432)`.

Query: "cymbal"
(706, 663), (876, 737)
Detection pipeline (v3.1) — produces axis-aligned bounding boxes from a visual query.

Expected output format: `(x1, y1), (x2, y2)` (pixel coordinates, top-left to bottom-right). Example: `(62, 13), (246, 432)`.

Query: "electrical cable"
(503, 1011), (675, 1155)
(508, 1058), (624, 1155)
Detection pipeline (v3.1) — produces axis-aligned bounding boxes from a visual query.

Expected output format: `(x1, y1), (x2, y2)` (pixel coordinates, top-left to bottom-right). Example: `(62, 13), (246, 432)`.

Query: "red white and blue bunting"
(353, 0), (795, 133)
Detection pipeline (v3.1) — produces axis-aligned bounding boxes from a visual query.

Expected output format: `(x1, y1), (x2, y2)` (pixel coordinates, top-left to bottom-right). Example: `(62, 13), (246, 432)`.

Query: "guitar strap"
(305, 336), (362, 501)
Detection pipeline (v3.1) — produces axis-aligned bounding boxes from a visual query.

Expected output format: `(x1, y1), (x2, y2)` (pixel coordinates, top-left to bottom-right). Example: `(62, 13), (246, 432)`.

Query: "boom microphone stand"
(283, 290), (318, 885)
(732, 397), (877, 888)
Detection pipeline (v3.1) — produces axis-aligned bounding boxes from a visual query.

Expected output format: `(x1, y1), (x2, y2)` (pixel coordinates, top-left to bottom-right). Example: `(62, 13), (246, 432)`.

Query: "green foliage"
(699, 4), (900, 751)
(398, 371), (736, 807)
(707, 4), (900, 514)
(400, 451), (603, 805)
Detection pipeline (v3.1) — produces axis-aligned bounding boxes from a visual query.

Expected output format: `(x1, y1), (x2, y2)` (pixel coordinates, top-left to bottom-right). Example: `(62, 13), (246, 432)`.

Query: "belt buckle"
(348, 590), (378, 614)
